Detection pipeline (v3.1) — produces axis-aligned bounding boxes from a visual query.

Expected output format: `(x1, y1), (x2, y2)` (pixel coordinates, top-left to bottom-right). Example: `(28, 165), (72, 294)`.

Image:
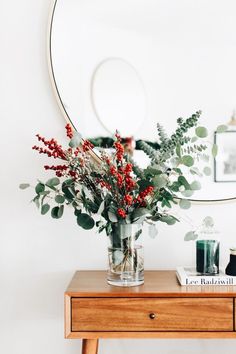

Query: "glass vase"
(107, 222), (144, 287)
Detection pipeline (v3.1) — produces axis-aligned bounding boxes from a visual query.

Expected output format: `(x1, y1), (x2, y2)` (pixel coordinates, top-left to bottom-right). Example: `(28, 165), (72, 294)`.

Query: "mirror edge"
(47, 0), (101, 164)
(46, 0), (236, 204)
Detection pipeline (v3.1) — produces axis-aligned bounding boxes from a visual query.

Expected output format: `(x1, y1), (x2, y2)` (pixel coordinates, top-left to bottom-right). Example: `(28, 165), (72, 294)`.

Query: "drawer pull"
(149, 313), (156, 320)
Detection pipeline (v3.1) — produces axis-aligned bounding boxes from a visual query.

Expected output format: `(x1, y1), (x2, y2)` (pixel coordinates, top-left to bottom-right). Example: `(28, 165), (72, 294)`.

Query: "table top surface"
(65, 271), (236, 298)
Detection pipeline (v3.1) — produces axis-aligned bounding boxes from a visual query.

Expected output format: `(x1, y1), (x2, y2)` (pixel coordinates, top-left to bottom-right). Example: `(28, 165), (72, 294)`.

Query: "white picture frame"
(214, 131), (236, 182)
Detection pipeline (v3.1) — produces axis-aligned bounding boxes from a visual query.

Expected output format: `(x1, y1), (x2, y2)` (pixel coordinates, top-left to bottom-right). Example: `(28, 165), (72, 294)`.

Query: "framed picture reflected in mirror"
(214, 131), (236, 182)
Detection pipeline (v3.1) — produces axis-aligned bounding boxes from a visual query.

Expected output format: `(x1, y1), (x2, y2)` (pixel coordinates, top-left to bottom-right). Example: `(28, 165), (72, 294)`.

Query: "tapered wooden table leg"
(82, 339), (99, 354)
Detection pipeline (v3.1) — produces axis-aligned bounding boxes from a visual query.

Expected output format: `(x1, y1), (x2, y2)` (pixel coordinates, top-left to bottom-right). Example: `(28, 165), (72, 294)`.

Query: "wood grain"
(65, 271), (236, 298)
(64, 294), (71, 338)
(82, 339), (98, 354)
(67, 331), (236, 339)
(71, 297), (233, 332)
(235, 298), (236, 331)
(65, 271), (236, 340)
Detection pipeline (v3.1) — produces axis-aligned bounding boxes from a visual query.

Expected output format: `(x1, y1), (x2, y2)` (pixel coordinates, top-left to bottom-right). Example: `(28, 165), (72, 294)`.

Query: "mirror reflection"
(91, 58), (147, 137)
(50, 0), (236, 200)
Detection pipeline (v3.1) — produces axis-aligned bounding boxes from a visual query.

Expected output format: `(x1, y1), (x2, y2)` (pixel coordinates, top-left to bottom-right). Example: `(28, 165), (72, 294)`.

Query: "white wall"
(1, 1), (236, 353)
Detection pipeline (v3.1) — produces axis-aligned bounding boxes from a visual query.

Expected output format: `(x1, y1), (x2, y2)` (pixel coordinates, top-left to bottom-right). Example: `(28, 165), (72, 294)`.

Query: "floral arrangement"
(20, 111), (214, 237)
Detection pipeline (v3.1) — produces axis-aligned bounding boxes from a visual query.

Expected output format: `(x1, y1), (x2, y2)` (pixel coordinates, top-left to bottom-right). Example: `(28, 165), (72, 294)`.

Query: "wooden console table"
(65, 271), (236, 353)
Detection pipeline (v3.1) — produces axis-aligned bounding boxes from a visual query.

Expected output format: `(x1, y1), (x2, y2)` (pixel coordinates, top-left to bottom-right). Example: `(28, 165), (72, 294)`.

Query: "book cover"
(176, 266), (236, 286)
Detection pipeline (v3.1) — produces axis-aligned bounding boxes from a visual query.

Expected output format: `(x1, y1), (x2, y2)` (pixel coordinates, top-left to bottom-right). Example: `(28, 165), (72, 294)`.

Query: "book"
(176, 266), (236, 286)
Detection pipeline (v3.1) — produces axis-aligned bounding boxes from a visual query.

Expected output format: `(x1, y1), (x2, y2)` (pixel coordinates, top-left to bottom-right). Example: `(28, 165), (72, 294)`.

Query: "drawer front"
(71, 298), (233, 332)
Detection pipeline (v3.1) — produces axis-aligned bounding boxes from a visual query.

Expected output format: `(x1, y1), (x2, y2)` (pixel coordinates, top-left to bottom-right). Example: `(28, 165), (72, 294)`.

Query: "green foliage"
(46, 177), (60, 188)
(51, 205), (64, 219)
(216, 125), (228, 133)
(179, 199), (191, 209)
(203, 166), (211, 176)
(138, 141), (159, 163)
(152, 174), (168, 188)
(55, 195), (65, 204)
(35, 182), (45, 194)
(131, 208), (150, 223)
(190, 181), (201, 190)
(137, 179), (154, 191)
(157, 122), (168, 144)
(195, 126), (208, 138)
(108, 210), (118, 223)
(184, 231), (198, 241)
(23, 110), (214, 241)
(160, 215), (178, 225)
(41, 204), (50, 215)
(69, 132), (82, 148)
(77, 213), (95, 229)
(182, 155), (194, 167)
(212, 144), (218, 158)
(19, 183), (30, 190)
(181, 189), (194, 197)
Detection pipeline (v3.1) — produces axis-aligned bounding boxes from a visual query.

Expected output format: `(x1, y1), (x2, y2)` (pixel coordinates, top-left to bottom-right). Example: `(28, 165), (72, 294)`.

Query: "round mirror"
(49, 0), (236, 202)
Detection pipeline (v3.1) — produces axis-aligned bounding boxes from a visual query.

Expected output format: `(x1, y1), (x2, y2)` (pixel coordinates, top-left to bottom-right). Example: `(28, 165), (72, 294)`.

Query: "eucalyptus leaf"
(190, 181), (201, 190)
(41, 204), (50, 215)
(19, 183), (30, 190)
(77, 213), (95, 229)
(212, 144), (218, 158)
(97, 201), (105, 215)
(46, 177), (60, 187)
(173, 167), (182, 175)
(176, 144), (181, 158)
(33, 195), (40, 209)
(179, 199), (191, 209)
(58, 205), (64, 218)
(74, 209), (82, 217)
(108, 210), (118, 223)
(178, 186), (185, 193)
(55, 195), (65, 204)
(152, 174), (168, 188)
(191, 136), (198, 143)
(182, 155), (194, 167)
(181, 190), (194, 197)
(195, 126), (208, 138)
(51, 205), (64, 219)
(216, 124), (228, 133)
(35, 182), (45, 194)
(184, 231), (198, 241)
(132, 215), (147, 224)
(160, 215), (177, 225)
(203, 166), (211, 176)
(190, 167), (202, 177)
(178, 176), (191, 190)
(203, 216), (214, 227)
(131, 208), (150, 222)
(69, 131), (82, 148)
(144, 167), (162, 177)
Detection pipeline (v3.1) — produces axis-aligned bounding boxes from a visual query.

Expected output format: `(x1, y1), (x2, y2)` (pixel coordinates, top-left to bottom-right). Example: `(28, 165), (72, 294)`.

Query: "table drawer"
(71, 297), (233, 332)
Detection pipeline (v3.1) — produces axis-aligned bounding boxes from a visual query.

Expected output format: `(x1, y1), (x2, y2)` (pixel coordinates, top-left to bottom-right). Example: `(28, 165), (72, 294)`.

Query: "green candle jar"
(196, 239), (219, 275)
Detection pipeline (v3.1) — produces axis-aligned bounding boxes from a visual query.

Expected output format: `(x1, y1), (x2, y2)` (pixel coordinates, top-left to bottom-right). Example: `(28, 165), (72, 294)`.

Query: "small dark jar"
(225, 248), (236, 276)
